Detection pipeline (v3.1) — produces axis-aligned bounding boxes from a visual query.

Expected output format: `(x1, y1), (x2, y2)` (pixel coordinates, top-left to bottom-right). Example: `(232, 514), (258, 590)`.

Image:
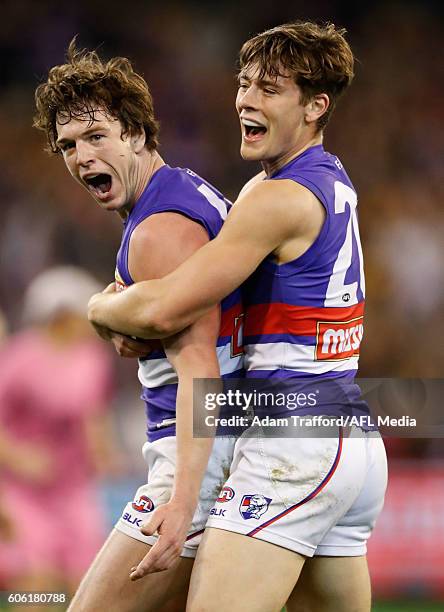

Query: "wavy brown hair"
(239, 21), (354, 130)
(34, 39), (160, 153)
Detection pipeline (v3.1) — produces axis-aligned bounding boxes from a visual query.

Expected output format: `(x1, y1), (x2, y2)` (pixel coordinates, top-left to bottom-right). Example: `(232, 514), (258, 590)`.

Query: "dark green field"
(373, 603), (444, 612)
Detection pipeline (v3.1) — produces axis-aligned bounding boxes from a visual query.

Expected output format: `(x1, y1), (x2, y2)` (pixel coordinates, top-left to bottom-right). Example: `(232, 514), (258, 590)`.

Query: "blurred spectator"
(0, 267), (122, 598)
(0, 308), (14, 580)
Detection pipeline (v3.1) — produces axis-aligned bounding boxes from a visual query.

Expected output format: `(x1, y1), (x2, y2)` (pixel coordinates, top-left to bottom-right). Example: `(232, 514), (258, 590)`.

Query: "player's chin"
(96, 191), (122, 211)
(239, 143), (264, 161)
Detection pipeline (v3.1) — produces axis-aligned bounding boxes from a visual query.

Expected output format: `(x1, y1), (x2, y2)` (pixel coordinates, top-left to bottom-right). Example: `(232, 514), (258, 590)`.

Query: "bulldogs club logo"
(216, 486), (235, 503)
(132, 495), (154, 513)
(239, 494), (272, 520)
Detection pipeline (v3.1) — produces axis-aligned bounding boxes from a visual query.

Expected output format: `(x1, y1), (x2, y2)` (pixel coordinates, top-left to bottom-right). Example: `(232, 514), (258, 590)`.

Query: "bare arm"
(237, 169), (266, 198)
(117, 212), (221, 574)
(88, 179), (324, 339)
(162, 314), (219, 509)
(129, 308), (220, 577)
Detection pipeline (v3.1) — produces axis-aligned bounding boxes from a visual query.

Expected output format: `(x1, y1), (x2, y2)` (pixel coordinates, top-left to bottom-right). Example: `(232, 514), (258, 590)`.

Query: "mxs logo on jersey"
(217, 486), (235, 503)
(316, 316), (364, 361)
(132, 495), (155, 513)
(239, 494), (272, 520)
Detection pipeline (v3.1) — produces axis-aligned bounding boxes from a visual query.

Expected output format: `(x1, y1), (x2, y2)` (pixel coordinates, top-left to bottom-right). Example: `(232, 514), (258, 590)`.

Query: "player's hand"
(109, 332), (156, 358)
(89, 320), (114, 342)
(88, 283), (117, 340)
(101, 282), (117, 295)
(88, 285), (157, 356)
(129, 500), (195, 579)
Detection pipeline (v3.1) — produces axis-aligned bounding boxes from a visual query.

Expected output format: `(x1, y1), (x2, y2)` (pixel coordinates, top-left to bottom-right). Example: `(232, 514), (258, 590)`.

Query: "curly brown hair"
(239, 21), (354, 130)
(34, 39), (160, 153)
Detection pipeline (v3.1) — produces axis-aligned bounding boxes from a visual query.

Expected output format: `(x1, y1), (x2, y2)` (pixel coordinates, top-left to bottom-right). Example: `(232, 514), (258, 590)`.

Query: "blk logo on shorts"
(210, 508), (226, 517)
(239, 494), (272, 520)
(217, 486), (235, 503)
(132, 495), (155, 513)
(123, 512), (142, 527)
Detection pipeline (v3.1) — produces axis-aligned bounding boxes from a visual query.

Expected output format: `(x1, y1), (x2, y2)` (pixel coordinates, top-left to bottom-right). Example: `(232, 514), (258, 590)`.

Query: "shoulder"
(213, 177), (323, 254)
(130, 212), (209, 253)
(145, 166), (228, 233)
(162, 166), (224, 202)
(237, 177), (322, 218)
(238, 170), (267, 198)
(128, 212), (209, 282)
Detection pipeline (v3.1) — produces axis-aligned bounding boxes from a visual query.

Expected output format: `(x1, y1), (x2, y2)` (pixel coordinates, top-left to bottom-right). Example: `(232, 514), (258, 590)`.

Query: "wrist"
(169, 493), (198, 516)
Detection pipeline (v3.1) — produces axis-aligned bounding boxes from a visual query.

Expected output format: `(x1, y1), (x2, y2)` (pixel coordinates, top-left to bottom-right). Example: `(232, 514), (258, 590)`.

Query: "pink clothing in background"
(0, 329), (114, 581)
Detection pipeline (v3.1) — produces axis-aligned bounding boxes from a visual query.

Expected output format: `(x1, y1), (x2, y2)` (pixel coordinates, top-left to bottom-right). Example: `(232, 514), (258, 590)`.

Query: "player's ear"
(131, 129), (146, 153)
(304, 94), (329, 125)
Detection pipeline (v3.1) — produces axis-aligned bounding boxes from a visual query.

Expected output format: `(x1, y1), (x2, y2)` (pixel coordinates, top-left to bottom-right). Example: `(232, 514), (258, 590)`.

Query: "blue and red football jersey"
(116, 165), (243, 440)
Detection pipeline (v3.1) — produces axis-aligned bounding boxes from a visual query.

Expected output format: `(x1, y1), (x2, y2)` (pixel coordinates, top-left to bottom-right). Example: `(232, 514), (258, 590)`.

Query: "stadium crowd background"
(0, 0), (442, 608)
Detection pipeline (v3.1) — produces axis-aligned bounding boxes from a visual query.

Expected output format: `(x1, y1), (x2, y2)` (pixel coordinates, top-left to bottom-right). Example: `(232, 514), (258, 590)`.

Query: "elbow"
(150, 318), (176, 339)
(138, 305), (181, 339)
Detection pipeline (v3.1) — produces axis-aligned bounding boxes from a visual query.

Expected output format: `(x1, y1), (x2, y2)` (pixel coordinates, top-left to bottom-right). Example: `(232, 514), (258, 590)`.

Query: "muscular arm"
(88, 179), (325, 339)
(116, 212), (221, 575)
(237, 169), (266, 198)
(162, 309), (219, 513)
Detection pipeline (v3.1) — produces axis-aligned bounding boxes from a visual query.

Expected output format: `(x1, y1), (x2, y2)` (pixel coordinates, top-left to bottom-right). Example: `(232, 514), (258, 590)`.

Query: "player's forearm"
(173, 399), (213, 511)
(170, 359), (219, 510)
(88, 236), (253, 340)
(88, 279), (177, 339)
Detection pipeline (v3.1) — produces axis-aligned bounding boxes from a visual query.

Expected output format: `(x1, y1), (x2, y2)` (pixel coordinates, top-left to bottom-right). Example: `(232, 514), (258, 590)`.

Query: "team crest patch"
(239, 494), (272, 520)
(132, 495), (155, 513)
(217, 486), (235, 503)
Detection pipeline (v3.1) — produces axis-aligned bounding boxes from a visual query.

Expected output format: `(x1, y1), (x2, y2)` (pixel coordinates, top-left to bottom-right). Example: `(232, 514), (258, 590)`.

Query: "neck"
(118, 150), (165, 220)
(262, 132), (323, 177)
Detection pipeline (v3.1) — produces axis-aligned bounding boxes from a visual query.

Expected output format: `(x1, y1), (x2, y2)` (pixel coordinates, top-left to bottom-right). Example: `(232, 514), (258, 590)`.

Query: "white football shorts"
(115, 436), (235, 558)
(205, 423), (388, 557)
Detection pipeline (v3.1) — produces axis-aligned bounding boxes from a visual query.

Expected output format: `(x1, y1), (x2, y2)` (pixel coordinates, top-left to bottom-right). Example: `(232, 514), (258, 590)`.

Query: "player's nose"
(75, 141), (94, 167)
(237, 84), (260, 111)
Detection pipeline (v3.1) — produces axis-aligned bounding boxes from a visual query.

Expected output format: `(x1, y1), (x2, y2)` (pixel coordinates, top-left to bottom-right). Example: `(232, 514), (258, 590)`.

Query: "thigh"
(286, 555), (371, 612)
(69, 528), (194, 612)
(187, 527), (305, 612)
(206, 426), (364, 557)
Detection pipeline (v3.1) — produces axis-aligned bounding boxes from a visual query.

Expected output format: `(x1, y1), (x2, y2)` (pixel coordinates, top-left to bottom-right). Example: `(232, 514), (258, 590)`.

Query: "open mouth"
(84, 173), (112, 197)
(242, 119), (267, 141)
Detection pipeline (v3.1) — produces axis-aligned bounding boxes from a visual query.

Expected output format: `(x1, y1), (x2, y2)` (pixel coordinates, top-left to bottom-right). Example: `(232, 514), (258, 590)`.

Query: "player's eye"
(263, 88), (277, 95)
(60, 142), (75, 152)
(90, 134), (104, 142)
